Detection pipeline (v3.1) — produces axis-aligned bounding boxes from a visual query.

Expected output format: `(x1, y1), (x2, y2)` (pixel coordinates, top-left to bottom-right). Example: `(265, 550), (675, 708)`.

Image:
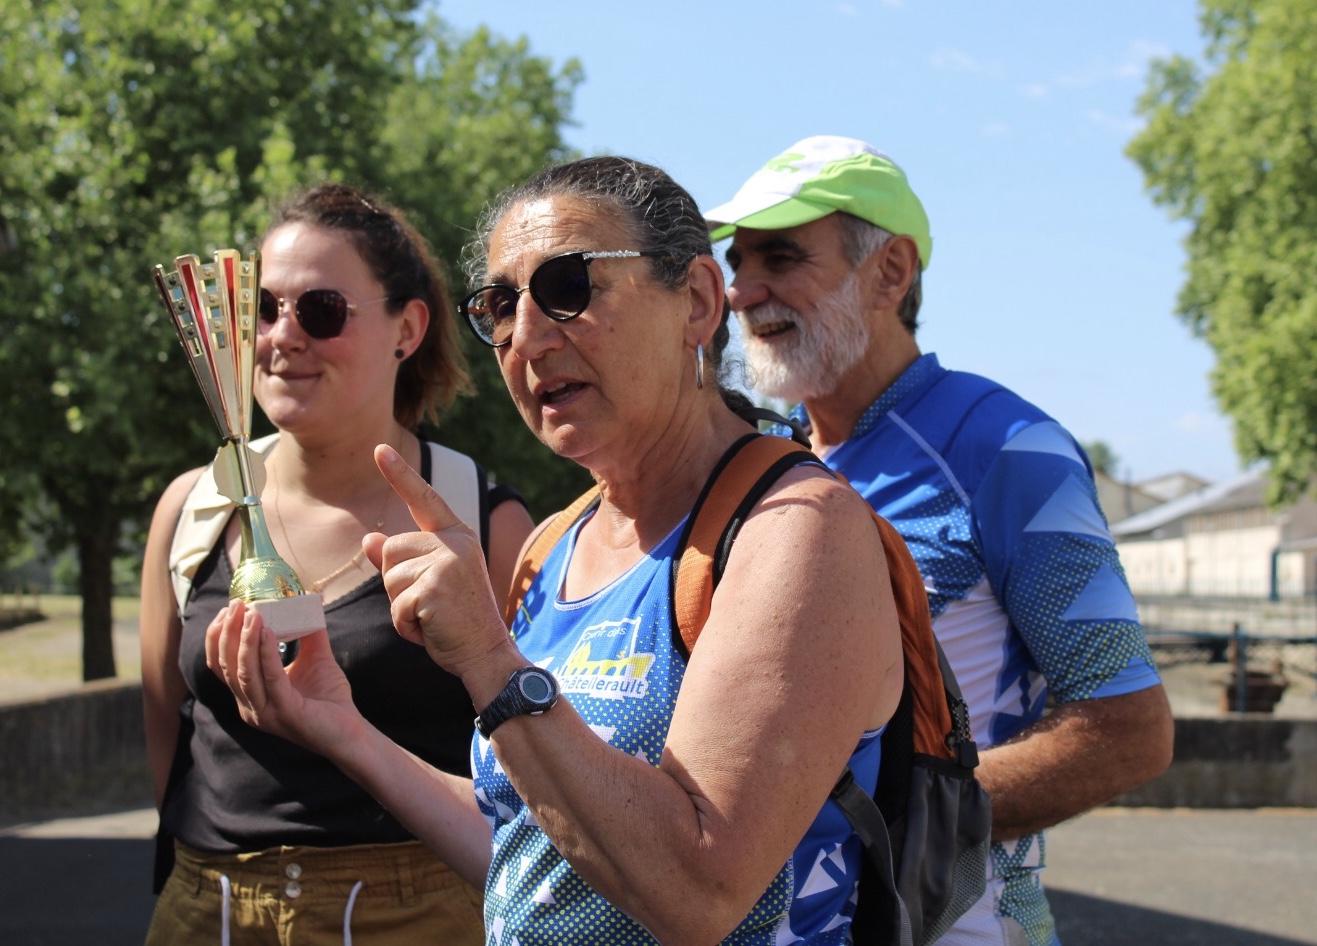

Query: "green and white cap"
(704, 135), (932, 269)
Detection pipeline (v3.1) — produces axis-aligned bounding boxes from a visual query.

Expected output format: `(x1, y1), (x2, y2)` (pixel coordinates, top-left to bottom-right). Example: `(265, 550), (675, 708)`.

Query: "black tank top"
(159, 454), (519, 853)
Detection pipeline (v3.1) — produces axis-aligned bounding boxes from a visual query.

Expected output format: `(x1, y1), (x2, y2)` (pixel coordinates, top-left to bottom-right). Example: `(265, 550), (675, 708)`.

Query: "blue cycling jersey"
(788, 353), (1160, 946)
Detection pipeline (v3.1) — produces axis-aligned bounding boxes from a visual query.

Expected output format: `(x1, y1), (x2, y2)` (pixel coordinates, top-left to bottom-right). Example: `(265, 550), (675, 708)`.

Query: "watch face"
(519, 671), (554, 703)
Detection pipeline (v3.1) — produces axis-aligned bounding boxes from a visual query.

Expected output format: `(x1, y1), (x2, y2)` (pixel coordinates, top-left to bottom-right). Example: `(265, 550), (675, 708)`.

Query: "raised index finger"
(374, 443), (461, 534)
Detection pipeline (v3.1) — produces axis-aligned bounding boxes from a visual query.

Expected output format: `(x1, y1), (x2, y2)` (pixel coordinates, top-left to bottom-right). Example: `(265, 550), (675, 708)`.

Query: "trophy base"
(251, 594), (326, 641)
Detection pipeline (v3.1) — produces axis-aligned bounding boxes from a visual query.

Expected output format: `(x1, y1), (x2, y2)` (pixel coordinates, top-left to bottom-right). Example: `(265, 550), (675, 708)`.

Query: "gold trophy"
(151, 250), (325, 639)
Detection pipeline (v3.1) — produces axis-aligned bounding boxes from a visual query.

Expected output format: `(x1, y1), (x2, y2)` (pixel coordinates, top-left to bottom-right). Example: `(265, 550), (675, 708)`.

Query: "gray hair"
(835, 212), (923, 335)
(465, 156), (754, 417)
(464, 156), (709, 292)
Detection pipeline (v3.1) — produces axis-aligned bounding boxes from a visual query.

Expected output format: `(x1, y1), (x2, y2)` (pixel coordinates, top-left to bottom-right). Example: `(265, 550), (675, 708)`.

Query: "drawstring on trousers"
(219, 874), (233, 946)
(215, 872), (365, 945)
(343, 880), (364, 944)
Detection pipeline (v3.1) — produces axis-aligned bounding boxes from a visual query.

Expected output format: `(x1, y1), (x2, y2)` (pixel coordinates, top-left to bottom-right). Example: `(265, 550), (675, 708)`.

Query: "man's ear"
(866, 235), (920, 309)
(684, 254), (726, 349)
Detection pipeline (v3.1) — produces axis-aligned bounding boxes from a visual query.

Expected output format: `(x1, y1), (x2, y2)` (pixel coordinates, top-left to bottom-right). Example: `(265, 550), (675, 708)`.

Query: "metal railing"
(1147, 623), (1315, 713)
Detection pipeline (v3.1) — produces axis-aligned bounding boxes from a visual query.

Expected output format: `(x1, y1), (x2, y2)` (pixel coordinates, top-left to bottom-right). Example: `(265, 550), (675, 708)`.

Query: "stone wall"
(2, 682), (1315, 828)
(1115, 715), (1317, 809)
(0, 680), (152, 826)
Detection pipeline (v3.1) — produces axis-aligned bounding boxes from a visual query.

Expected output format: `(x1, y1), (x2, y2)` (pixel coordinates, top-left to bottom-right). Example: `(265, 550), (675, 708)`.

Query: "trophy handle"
(175, 254), (244, 442)
(154, 264), (227, 433)
(212, 441), (267, 504)
(214, 249), (259, 442)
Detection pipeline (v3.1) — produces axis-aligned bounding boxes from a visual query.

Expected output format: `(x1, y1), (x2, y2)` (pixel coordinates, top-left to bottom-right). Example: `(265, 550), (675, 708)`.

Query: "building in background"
(1094, 470), (1171, 525)
(1111, 471), (1317, 599)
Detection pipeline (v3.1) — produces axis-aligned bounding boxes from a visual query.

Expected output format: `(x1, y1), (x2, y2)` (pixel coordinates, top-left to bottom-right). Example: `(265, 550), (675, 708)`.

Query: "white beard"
(735, 273), (870, 403)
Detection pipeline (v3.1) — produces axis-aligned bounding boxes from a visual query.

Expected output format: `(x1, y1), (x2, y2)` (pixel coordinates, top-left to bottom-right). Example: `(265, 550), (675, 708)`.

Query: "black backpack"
(505, 432), (992, 945)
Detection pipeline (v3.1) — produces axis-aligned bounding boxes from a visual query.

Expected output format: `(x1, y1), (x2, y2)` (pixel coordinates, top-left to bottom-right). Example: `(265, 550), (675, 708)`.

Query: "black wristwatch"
(475, 667), (560, 739)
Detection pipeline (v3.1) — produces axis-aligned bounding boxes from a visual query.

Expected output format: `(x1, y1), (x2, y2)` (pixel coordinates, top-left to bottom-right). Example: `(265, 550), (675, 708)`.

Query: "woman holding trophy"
(138, 183), (534, 944)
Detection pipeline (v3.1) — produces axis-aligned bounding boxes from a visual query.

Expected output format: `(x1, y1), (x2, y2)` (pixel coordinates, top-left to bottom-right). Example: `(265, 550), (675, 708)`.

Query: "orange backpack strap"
(869, 512), (957, 762)
(500, 433), (812, 640)
(502, 486), (601, 629)
(656, 430), (983, 946)
(671, 433), (818, 656)
(670, 434), (968, 766)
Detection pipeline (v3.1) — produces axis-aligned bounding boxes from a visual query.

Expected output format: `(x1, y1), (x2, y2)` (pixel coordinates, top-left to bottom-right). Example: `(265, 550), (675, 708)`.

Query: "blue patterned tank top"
(471, 513), (882, 945)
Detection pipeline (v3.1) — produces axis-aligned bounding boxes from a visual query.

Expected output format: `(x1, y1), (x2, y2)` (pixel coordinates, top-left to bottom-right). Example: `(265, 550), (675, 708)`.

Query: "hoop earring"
(695, 343), (705, 390)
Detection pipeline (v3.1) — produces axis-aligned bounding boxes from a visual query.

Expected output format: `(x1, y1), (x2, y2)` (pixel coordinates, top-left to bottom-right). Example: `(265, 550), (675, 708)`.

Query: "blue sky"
(436, 0), (1237, 486)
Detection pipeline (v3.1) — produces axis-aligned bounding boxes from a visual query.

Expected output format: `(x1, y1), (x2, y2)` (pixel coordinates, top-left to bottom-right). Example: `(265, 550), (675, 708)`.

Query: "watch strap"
(475, 667), (558, 739)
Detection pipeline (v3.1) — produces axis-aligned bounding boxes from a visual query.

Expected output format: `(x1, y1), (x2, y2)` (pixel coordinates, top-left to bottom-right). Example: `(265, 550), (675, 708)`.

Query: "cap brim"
(705, 196), (838, 242)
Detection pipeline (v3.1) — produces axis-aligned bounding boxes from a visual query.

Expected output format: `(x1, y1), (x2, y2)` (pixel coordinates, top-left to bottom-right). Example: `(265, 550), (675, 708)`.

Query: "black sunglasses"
(459, 249), (676, 348)
(258, 287), (395, 340)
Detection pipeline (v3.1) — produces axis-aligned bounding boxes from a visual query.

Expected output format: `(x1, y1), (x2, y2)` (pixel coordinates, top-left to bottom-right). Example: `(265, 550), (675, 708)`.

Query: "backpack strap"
(832, 767), (916, 946)
(668, 434), (959, 760)
(670, 433), (818, 657)
(503, 429), (966, 764)
(666, 434), (961, 730)
(863, 508), (957, 762)
(424, 441), (483, 542)
(503, 407), (812, 634)
(502, 486), (602, 629)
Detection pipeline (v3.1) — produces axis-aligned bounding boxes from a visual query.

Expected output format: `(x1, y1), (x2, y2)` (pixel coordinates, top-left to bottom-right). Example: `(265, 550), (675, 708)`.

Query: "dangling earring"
(695, 343), (705, 390)
(395, 349), (404, 360)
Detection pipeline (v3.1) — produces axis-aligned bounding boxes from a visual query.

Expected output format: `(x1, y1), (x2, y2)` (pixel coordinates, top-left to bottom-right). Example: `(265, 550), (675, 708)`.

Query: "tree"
(0, 1), (581, 678)
(380, 18), (593, 519)
(1082, 440), (1120, 478)
(1128, 0), (1317, 504)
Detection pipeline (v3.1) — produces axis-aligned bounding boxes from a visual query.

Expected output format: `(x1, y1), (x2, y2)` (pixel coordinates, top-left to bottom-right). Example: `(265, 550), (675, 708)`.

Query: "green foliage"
(1128, 0), (1317, 504)
(0, 0), (585, 675)
(50, 550), (79, 597)
(0, 466), (37, 564)
(1082, 440), (1120, 477)
(381, 17), (593, 519)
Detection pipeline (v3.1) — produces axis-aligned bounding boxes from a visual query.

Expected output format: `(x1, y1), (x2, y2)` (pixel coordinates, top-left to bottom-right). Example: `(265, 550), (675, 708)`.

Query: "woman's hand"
(366, 444), (515, 678)
(204, 601), (362, 754)
(206, 595), (495, 884)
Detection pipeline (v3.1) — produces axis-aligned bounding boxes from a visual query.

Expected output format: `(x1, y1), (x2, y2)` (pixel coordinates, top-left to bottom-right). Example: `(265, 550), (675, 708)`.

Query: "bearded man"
(706, 135), (1173, 946)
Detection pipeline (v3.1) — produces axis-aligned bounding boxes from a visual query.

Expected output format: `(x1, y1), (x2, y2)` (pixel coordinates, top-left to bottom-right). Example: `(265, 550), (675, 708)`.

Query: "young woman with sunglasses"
(138, 183), (534, 945)
(204, 158), (905, 944)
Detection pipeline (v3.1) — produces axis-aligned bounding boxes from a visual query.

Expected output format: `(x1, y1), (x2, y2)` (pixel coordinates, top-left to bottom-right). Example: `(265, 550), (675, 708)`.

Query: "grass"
(0, 595), (142, 689)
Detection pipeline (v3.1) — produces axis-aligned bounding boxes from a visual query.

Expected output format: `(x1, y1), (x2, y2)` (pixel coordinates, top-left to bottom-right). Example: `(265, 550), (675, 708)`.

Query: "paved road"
(1046, 808), (1315, 945)
(1, 806), (1313, 944)
(0, 808), (157, 946)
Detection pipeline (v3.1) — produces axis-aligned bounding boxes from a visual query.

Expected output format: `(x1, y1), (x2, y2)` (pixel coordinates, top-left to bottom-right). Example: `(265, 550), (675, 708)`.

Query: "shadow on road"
(1051, 889), (1312, 946)
(0, 835), (155, 946)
